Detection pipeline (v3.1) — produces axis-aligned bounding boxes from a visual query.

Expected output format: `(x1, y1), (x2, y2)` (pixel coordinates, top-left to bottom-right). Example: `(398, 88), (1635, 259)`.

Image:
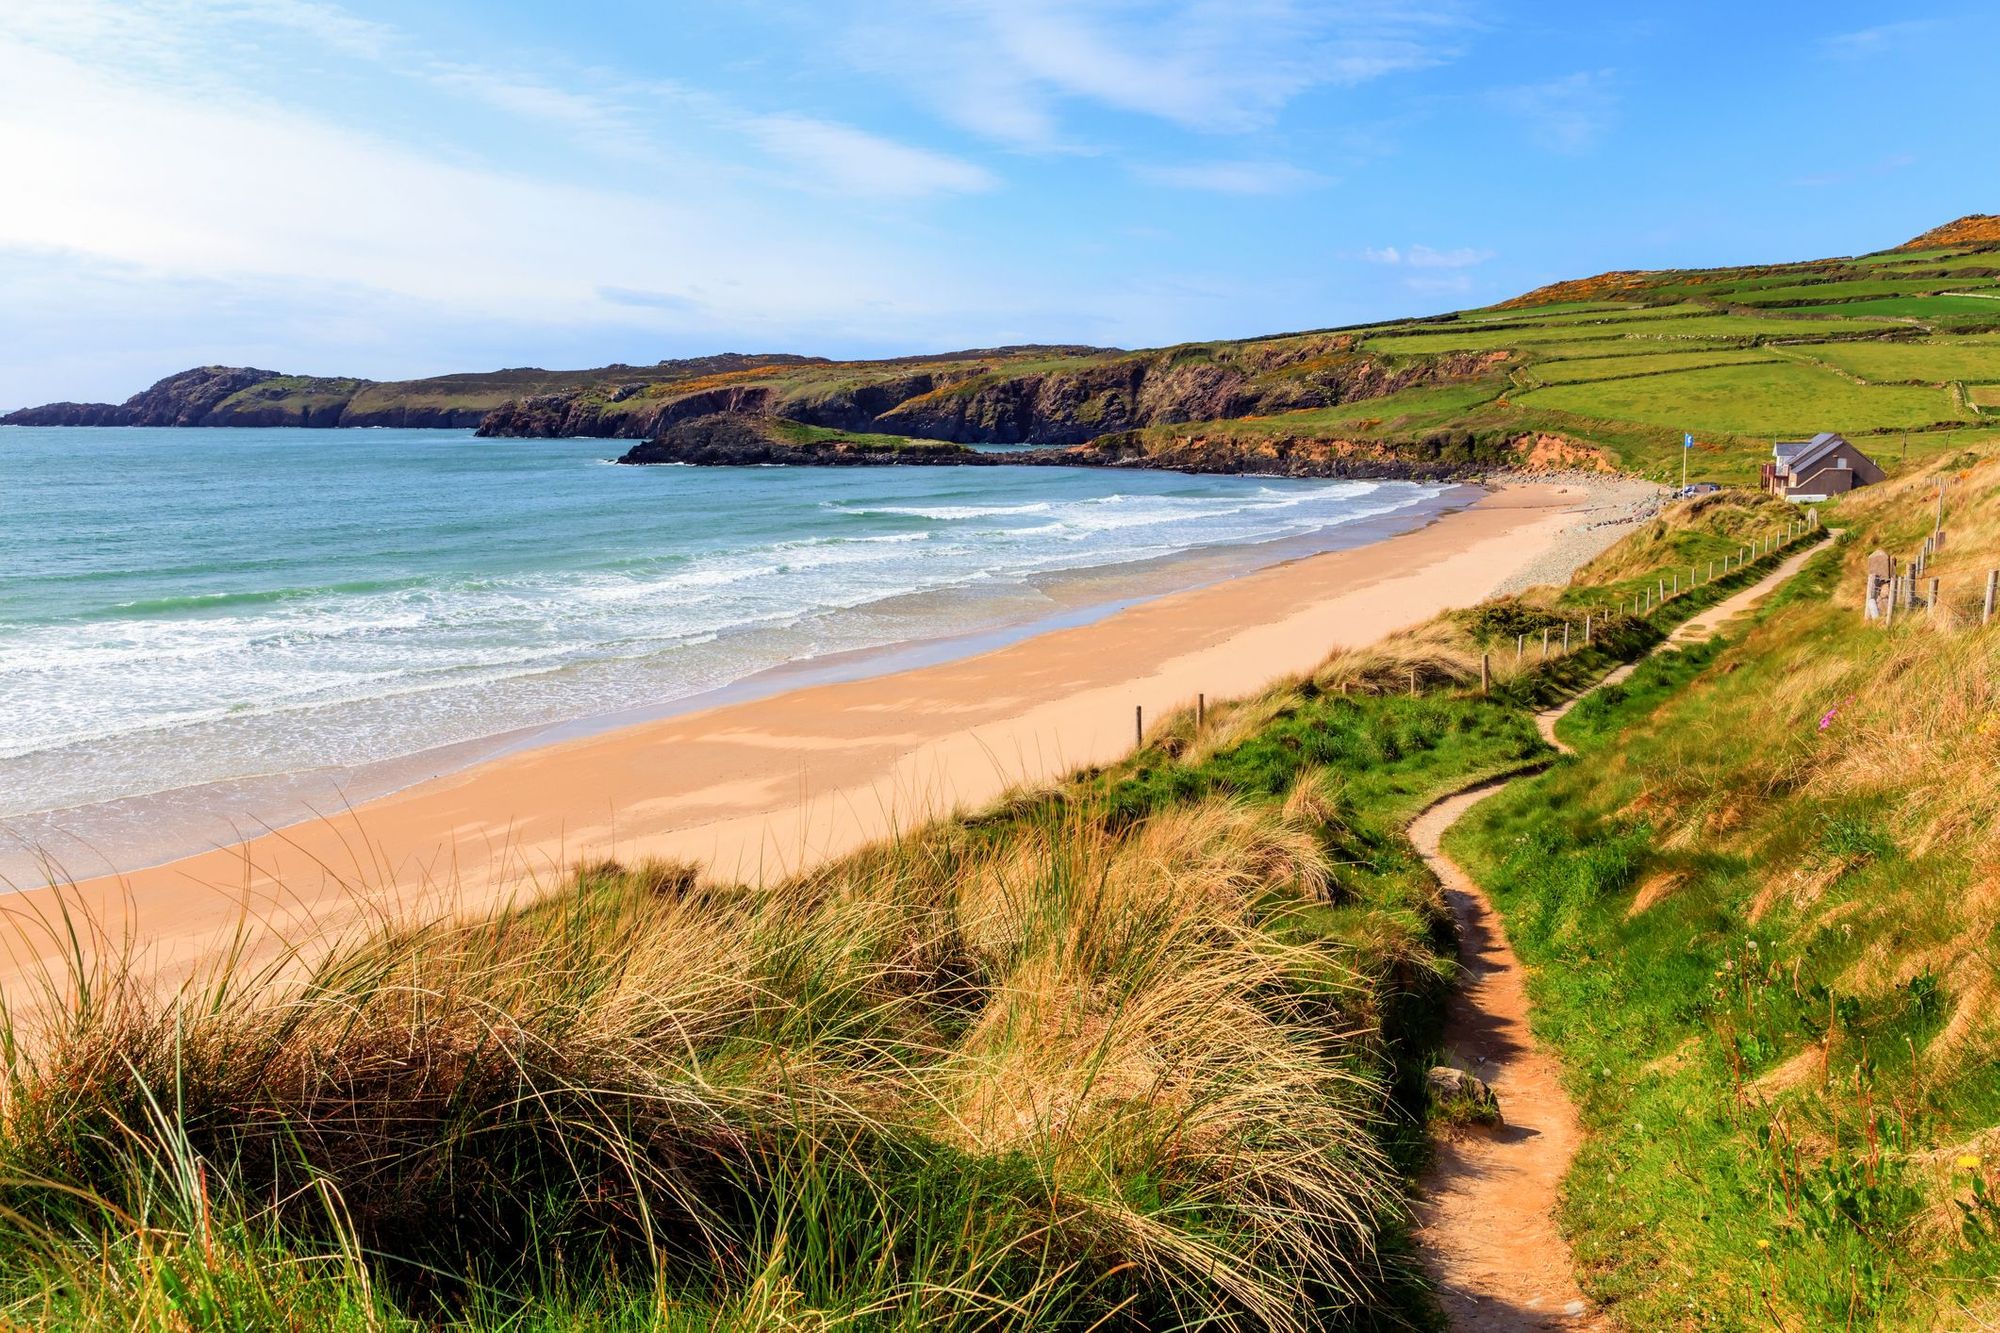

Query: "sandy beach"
(0, 476), (1655, 991)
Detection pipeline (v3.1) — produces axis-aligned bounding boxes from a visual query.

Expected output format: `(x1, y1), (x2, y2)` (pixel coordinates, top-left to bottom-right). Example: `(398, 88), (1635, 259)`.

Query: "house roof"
(1773, 431), (1854, 477)
(1788, 432), (1852, 475)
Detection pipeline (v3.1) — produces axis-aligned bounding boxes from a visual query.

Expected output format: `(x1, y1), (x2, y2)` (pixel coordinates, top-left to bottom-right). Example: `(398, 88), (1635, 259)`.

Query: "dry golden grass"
(0, 783), (1411, 1328)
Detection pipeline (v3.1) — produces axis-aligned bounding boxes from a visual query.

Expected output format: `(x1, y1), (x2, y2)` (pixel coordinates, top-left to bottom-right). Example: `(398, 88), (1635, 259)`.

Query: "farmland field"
(1769, 294), (2000, 319)
(1516, 361), (1967, 436)
(1523, 348), (1782, 385)
(1779, 340), (2000, 383)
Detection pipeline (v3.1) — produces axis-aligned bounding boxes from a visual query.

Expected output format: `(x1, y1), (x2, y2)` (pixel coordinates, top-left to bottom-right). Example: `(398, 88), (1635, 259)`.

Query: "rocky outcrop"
(487, 343), (1505, 448)
(1, 353), (833, 431)
(618, 412), (1535, 482)
(4, 366), (283, 427)
(617, 414), (983, 466)
(124, 366), (282, 426)
(1, 400), (138, 426)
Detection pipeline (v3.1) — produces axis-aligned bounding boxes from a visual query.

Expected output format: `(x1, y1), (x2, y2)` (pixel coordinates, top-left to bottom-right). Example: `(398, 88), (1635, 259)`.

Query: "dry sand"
(0, 477), (1656, 991)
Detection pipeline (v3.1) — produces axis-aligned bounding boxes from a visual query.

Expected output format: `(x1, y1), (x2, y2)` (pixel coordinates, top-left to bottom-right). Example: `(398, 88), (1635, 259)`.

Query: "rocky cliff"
(617, 414), (986, 466)
(617, 412), (1542, 481)
(484, 341), (1502, 449)
(4, 366), (280, 427)
(1, 355), (829, 430)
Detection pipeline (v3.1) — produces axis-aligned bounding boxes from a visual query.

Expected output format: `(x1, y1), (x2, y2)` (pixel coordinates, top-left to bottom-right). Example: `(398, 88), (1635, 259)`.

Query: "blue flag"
(1684, 433), (1694, 449)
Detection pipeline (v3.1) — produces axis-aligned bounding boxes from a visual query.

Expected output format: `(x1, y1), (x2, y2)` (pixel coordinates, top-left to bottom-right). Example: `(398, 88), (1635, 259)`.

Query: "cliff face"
(481, 341), (1500, 449)
(1, 354), (832, 430)
(616, 411), (1546, 481)
(1, 400), (139, 427)
(617, 413), (985, 466)
(3, 366), (286, 427)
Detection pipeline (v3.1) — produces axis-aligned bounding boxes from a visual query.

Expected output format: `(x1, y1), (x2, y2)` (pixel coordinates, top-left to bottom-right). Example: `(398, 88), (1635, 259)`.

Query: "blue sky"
(1, 1), (1994, 406)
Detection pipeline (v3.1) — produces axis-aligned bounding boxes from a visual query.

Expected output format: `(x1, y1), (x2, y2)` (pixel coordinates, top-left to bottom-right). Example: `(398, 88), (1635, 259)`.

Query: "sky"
(1, 1), (1995, 407)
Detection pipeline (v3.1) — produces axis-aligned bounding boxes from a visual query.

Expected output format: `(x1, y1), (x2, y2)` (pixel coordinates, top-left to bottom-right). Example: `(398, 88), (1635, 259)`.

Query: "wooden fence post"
(1516, 633), (1524, 663)
(1541, 627), (1549, 659)
(1928, 577), (1940, 619)
(1481, 653), (1490, 695)
(1985, 570), (1998, 625)
(1585, 612), (1592, 644)
(1197, 693), (1205, 728)
(1136, 705), (1143, 747)
(1409, 668), (1417, 697)
(1563, 623), (1571, 651)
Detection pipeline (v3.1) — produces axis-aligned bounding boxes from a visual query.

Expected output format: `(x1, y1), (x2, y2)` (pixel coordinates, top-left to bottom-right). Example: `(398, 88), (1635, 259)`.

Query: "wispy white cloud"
(1134, 160), (1327, 194)
(3, 0), (993, 199)
(0, 29), (995, 342)
(1489, 70), (1617, 154)
(1364, 243), (1493, 268)
(745, 115), (998, 198)
(841, 0), (1471, 148)
(1820, 19), (1941, 60)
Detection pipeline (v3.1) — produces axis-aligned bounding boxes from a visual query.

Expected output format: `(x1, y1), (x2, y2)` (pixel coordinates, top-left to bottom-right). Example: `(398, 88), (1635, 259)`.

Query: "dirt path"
(1407, 537), (1830, 1330)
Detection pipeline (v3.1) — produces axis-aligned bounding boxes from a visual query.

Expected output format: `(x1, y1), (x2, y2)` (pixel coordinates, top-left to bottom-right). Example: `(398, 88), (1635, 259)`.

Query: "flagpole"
(1681, 432), (1690, 494)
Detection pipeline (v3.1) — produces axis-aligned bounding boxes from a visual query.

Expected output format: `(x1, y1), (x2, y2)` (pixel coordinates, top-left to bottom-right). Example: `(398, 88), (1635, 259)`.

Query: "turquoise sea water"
(0, 427), (1455, 877)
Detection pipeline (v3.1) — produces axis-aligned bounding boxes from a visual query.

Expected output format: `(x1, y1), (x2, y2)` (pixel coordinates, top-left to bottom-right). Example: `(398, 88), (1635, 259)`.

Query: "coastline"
(0, 476), (1656, 992)
(2, 475), (1476, 884)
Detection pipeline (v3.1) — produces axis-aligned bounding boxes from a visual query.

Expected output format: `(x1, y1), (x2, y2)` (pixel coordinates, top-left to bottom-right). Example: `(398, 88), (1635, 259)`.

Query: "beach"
(0, 476), (1655, 990)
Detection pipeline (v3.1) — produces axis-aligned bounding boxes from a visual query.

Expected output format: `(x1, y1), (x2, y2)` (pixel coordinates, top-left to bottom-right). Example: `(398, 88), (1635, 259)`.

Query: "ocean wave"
(0, 439), (1448, 816)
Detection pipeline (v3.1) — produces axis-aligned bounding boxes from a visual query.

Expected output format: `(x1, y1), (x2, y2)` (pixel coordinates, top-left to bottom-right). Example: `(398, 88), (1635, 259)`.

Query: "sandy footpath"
(0, 478), (1654, 991)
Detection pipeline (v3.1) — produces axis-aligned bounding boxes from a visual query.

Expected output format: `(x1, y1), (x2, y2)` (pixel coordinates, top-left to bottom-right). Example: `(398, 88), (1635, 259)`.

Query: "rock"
(3, 366), (284, 427)
(0, 399), (136, 426)
(1428, 1065), (1503, 1125)
(616, 414), (987, 467)
(483, 345), (1505, 446)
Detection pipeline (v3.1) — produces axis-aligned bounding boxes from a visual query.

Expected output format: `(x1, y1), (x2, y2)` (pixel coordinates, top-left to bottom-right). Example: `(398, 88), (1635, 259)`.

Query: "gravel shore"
(1480, 471), (1669, 596)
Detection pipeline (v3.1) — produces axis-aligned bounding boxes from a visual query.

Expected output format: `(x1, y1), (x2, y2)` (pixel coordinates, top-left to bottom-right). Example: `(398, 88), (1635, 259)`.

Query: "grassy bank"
(1445, 456), (2000, 1327)
(0, 492), (1831, 1329)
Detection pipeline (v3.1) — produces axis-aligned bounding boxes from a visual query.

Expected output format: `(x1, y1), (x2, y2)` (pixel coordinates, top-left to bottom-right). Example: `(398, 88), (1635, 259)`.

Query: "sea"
(0, 427), (1464, 881)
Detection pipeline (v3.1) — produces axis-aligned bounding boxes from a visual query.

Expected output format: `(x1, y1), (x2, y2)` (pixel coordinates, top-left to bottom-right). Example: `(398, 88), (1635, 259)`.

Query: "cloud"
(1134, 160), (1327, 194)
(1364, 244), (1492, 268)
(840, 0), (1471, 148)
(744, 115), (998, 198)
(3, 0), (991, 200)
(0, 32), (982, 335)
(1490, 70), (1617, 154)
(423, 64), (669, 163)
(1820, 20), (1941, 59)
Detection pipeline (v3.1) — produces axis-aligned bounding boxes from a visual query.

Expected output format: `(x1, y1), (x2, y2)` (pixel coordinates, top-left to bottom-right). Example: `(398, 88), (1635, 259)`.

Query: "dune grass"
(0, 691), (1553, 1330)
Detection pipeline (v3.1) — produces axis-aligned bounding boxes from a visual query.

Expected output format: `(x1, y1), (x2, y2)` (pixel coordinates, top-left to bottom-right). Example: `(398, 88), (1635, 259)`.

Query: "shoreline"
(2, 478), (1477, 884)
(0, 476), (1658, 992)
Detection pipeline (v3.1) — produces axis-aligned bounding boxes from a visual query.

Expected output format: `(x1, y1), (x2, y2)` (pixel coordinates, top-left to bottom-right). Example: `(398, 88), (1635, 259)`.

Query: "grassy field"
(1516, 362), (1969, 436)
(1521, 348), (1784, 386)
(1780, 340), (2000, 384)
(1444, 457), (2000, 1327)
